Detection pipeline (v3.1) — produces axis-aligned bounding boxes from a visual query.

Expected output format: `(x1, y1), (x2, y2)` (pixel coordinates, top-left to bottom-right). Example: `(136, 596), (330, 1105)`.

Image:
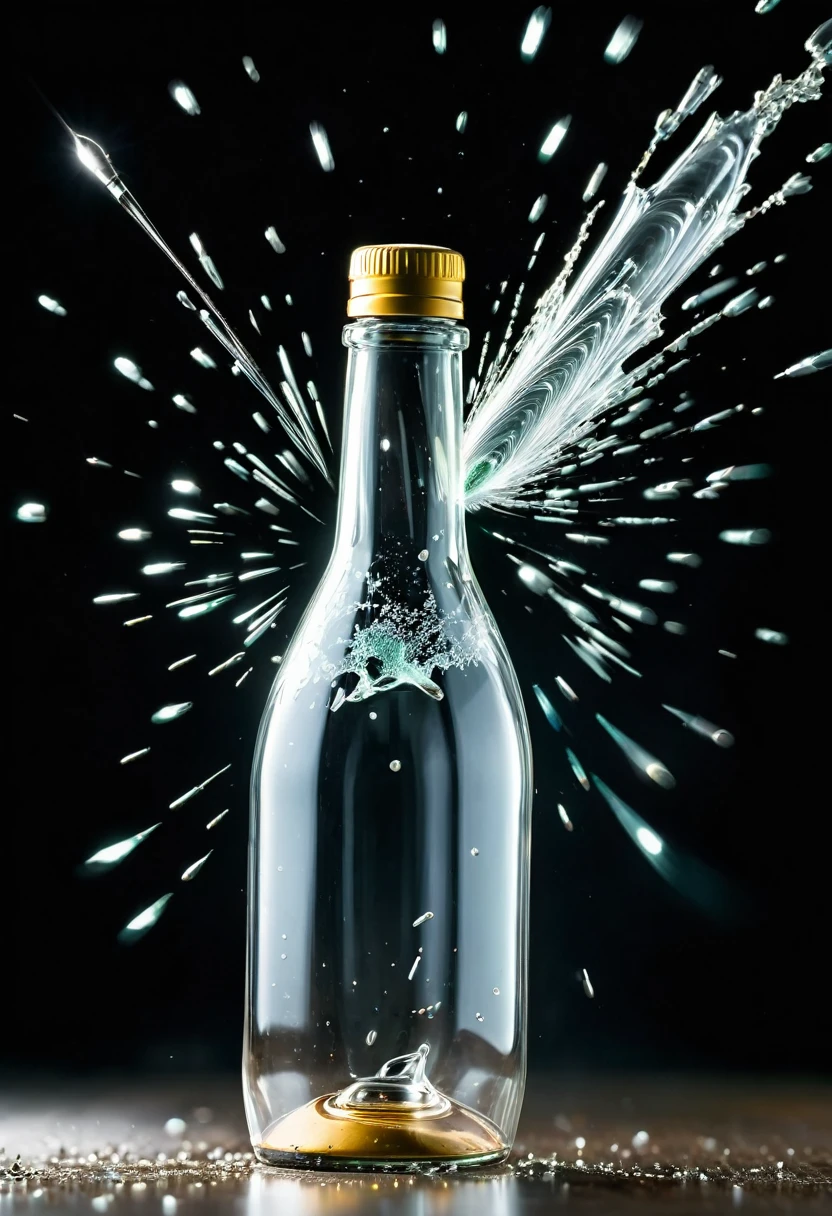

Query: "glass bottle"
(245, 245), (533, 1170)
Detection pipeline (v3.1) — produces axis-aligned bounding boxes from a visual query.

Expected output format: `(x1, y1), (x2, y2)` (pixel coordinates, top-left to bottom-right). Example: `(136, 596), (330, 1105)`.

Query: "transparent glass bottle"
(245, 245), (533, 1170)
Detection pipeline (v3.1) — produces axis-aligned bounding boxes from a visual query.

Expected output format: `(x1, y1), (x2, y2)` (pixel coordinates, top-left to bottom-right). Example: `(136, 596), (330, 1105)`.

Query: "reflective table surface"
(2, 1075), (829, 1212)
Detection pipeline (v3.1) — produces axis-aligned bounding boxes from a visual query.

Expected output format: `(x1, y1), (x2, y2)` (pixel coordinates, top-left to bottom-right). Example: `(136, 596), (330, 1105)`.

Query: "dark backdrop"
(5, 2), (829, 1081)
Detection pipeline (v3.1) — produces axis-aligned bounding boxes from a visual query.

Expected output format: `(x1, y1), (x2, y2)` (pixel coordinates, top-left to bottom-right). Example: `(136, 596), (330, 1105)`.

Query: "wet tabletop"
(1, 1075), (830, 1213)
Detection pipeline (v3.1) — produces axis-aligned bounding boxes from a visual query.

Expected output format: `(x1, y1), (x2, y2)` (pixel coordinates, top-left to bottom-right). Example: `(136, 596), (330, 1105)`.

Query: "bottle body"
(245, 318), (532, 1168)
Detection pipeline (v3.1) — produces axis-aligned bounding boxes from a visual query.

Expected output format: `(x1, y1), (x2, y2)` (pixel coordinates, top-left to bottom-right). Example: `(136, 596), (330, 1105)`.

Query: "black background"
(5, 2), (830, 1083)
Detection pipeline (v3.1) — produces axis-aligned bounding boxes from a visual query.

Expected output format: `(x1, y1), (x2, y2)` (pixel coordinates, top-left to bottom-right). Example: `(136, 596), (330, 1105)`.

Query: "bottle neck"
(333, 318), (470, 569)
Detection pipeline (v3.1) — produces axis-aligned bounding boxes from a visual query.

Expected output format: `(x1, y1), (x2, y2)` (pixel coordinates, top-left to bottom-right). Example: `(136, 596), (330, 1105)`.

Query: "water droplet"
(604, 16), (642, 64)
(151, 702), (193, 724)
(85, 822), (161, 869)
(389, 759), (402, 772)
(475, 1012), (484, 1022)
(470, 847), (479, 857)
(164, 1117), (187, 1137)
(432, 18), (447, 54)
(168, 82), (200, 115)
(265, 227), (286, 254)
(242, 55), (260, 82)
(582, 969), (595, 999)
(366, 1030), (377, 1047)
(418, 549), (429, 561)
(719, 529), (771, 545)
(120, 893), (173, 941)
(310, 122), (335, 172)
(16, 502), (47, 523)
(528, 194), (548, 223)
(755, 627), (788, 645)
(492, 987), (500, 996)
(181, 852), (212, 882)
(412, 911), (434, 927)
(538, 116), (571, 163)
(520, 6), (551, 60)
(37, 294), (67, 316)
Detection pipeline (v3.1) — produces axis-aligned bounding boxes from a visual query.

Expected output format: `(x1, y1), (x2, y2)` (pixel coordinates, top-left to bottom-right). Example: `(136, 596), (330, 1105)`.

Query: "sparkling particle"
(604, 16), (643, 64)
(538, 116), (571, 163)
(755, 627), (788, 645)
(310, 122), (335, 172)
(556, 676), (578, 702)
(521, 6), (551, 60)
(774, 349), (831, 378)
(114, 356), (153, 391)
(190, 347), (217, 369)
(181, 851), (212, 882)
(38, 294), (67, 316)
(16, 502), (47, 523)
(389, 759), (402, 772)
(719, 529), (771, 545)
(265, 227), (286, 253)
(582, 162), (608, 202)
(142, 562), (185, 576)
(84, 822), (160, 869)
(120, 747), (150, 764)
(120, 894), (173, 940)
(169, 82), (200, 115)
(93, 592), (139, 605)
(529, 194), (548, 223)
(151, 701), (193, 724)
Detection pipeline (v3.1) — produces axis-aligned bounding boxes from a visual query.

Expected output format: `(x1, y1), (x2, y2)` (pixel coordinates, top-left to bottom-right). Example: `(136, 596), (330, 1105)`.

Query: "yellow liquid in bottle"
(255, 1044), (508, 1169)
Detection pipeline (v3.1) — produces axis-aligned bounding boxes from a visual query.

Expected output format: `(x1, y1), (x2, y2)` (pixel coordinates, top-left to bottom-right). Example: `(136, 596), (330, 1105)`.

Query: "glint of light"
(636, 826), (663, 856)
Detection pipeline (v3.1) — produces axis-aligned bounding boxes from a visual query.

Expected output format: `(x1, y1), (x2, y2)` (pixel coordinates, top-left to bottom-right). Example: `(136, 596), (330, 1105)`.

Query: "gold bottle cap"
(347, 244), (465, 320)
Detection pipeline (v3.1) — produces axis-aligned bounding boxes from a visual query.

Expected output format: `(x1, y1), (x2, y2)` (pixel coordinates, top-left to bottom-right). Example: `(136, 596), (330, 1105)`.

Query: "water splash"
(71, 132), (331, 484)
(330, 593), (480, 702)
(463, 35), (827, 508)
(40, 17), (828, 951)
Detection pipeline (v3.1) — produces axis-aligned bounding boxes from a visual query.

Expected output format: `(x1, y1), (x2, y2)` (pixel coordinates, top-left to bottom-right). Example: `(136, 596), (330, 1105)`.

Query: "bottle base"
(254, 1093), (508, 1172)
